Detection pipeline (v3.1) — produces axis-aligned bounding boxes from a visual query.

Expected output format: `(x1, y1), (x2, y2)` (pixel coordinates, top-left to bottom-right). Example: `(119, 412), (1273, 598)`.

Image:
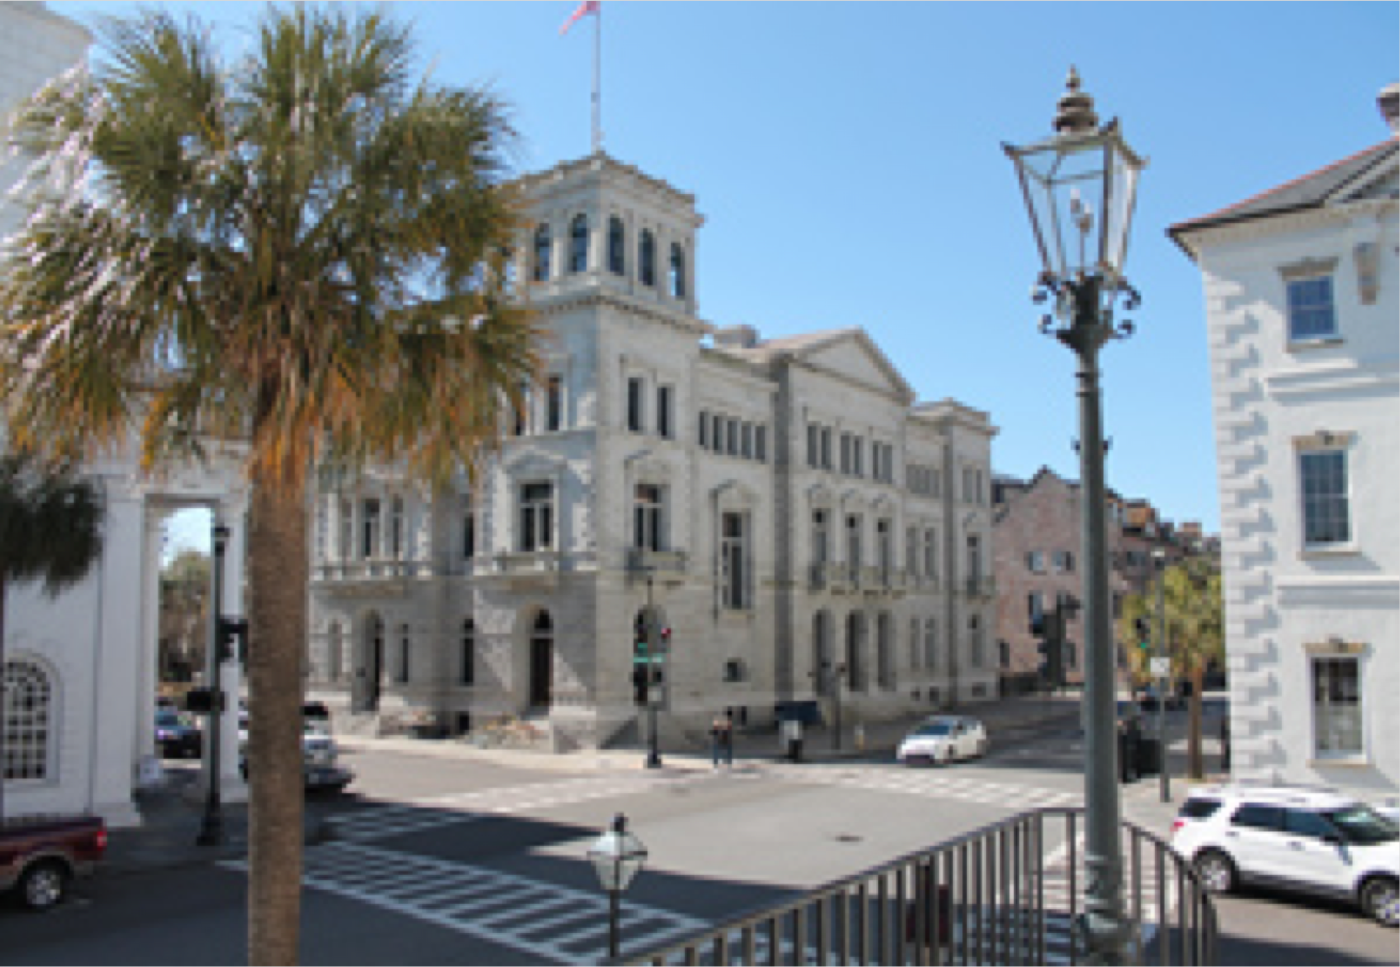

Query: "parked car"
(239, 715), (353, 793)
(1136, 685), (1184, 712)
(896, 716), (988, 766)
(154, 708), (203, 759)
(1171, 783), (1399, 927)
(0, 815), (106, 911)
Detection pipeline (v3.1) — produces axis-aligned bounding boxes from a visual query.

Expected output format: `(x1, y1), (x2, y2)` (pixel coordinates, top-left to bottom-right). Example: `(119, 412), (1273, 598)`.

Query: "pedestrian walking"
(710, 710), (734, 767)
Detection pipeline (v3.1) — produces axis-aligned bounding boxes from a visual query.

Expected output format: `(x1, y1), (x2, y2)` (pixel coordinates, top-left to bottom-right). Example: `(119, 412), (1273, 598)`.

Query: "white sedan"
(896, 715), (988, 766)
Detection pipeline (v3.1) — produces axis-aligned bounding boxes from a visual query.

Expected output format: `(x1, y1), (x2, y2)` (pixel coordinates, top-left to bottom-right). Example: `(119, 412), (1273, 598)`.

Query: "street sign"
(1149, 656), (1171, 678)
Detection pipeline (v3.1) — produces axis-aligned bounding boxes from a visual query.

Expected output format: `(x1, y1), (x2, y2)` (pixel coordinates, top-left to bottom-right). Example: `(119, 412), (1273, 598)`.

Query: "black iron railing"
(613, 807), (1216, 966)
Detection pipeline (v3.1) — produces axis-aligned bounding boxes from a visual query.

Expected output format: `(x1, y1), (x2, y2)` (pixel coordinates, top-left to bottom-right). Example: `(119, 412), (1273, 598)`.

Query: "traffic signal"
(660, 626), (672, 649)
(216, 617), (249, 663)
(185, 687), (224, 715)
(632, 666), (649, 705)
(1133, 616), (1151, 650)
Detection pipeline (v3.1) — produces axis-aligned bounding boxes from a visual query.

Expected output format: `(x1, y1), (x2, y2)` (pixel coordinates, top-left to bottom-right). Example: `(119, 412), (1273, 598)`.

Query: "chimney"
(1380, 82), (1400, 136)
(713, 325), (760, 350)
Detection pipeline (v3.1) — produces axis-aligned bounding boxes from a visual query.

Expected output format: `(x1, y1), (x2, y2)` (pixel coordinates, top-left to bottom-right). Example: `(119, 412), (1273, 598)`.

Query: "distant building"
(992, 468), (1206, 694)
(1169, 85), (1399, 795)
(305, 153), (999, 748)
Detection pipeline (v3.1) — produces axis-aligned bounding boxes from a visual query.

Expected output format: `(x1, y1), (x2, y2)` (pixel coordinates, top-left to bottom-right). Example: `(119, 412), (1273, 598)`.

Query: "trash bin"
(1118, 729), (1141, 783)
(1135, 736), (1161, 776)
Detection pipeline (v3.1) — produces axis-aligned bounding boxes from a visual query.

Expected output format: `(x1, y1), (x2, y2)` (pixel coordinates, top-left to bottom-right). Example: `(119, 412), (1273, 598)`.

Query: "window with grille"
(634, 484), (663, 552)
(520, 482), (554, 552)
(1300, 448), (1350, 546)
(1313, 656), (1362, 756)
(720, 512), (747, 610)
(569, 214), (589, 273)
(2, 660), (52, 782)
(1286, 275), (1337, 342)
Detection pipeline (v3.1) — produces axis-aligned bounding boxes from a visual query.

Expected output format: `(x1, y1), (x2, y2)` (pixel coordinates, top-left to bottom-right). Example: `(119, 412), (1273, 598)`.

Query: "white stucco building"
(308, 153), (999, 749)
(1169, 87), (1399, 796)
(1, 3), (251, 828)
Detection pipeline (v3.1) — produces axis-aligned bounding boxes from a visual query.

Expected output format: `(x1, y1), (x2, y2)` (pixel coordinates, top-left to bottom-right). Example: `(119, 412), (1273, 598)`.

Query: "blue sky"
(51, 1), (1397, 555)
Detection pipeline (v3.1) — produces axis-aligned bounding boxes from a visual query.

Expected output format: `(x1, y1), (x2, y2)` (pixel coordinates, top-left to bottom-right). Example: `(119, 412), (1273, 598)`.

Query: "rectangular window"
(462, 500), (475, 559)
(807, 424), (819, 468)
(362, 499), (381, 558)
(812, 510), (829, 565)
(520, 482), (554, 552)
(634, 484), (663, 552)
(712, 414), (724, 452)
(876, 519), (893, 575)
(741, 423), (753, 459)
(821, 428), (832, 470)
(853, 439), (864, 478)
(1027, 551), (1046, 573)
(727, 419), (738, 456)
(924, 529), (937, 577)
(626, 377), (644, 432)
(720, 512), (747, 610)
(840, 434), (850, 474)
(906, 527), (918, 574)
(1300, 449), (1350, 546)
(1313, 656), (1362, 756)
(698, 410), (709, 448)
(1028, 593), (1044, 623)
(513, 383), (529, 436)
(846, 514), (862, 579)
(546, 376), (563, 432)
(657, 385), (673, 439)
(397, 630), (411, 683)
(755, 425), (767, 463)
(339, 499), (353, 561)
(1287, 276), (1337, 342)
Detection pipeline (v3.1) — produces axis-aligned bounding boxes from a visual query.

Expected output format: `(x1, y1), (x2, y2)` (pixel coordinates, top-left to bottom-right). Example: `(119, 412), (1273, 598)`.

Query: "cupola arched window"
(669, 243), (686, 299)
(569, 214), (589, 273)
(639, 229), (656, 287)
(532, 223), (552, 282)
(608, 217), (626, 275)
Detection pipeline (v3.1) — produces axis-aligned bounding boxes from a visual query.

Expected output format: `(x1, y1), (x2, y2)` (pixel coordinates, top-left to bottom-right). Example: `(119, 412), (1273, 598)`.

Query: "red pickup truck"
(0, 815), (106, 910)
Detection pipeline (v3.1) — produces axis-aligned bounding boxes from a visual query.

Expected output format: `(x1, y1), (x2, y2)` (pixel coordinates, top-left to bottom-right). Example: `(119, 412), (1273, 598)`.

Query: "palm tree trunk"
(0, 575), (7, 824)
(246, 479), (309, 965)
(1187, 662), (1205, 781)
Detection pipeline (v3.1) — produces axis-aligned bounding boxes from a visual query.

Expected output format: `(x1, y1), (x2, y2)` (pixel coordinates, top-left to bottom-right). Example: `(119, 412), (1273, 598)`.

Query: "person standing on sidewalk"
(710, 710), (734, 768)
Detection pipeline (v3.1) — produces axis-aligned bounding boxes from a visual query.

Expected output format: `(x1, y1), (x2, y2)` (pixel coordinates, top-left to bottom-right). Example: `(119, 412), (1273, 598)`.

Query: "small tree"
(1117, 557), (1224, 779)
(0, 452), (105, 821)
(160, 549), (210, 682)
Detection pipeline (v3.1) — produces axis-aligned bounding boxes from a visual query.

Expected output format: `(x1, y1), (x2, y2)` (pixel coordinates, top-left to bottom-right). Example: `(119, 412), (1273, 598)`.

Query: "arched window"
(608, 217), (626, 275)
(569, 214), (589, 273)
(639, 230), (656, 287)
(533, 223), (552, 282)
(461, 619), (476, 685)
(669, 243), (686, 299)
(2, 659), (53, 781)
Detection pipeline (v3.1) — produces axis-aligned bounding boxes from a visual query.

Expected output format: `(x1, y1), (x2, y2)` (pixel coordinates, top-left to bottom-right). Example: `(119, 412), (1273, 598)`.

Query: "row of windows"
(961, 467), (987, 505)
(698, 410), (768, 462)
(511, 376), (567, 436)
(804, 422), (897, 482)
(336, 496), (409, 561)
(812, 611), (985, 693)
(1285, 274), (1336, 344)
(533, 216), (687, 299)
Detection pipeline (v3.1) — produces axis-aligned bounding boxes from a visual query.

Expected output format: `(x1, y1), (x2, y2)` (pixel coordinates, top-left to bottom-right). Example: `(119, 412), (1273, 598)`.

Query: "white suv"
(1171, 783), (1398, 927)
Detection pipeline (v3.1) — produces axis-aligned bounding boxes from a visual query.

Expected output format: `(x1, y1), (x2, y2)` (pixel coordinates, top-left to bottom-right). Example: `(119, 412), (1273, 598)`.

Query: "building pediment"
(799, 330), (915, 401)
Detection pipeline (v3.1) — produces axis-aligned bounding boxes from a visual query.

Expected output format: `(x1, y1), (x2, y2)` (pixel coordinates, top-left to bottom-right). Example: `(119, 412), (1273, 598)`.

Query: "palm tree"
(1117, 557), (1224, 780)
(0, 453), (105, 823)
(0, 7), (540, 962)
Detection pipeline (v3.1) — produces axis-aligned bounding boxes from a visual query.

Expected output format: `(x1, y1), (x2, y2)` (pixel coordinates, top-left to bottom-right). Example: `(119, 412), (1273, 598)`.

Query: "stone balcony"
(626, 548), (688, 584)
(964, 576), (997, 599)
(484, 550), (562, 587)
(312, 558), (429, 595)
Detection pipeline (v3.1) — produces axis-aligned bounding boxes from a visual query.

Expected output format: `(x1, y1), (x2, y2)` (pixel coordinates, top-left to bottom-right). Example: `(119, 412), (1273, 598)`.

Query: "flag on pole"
(559, 0), (599, 36)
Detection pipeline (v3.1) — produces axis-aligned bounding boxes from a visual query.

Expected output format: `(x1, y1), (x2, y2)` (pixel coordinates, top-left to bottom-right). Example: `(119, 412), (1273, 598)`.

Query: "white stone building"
(1169, 87), (1399, 796)
(307, 153), (999, 749)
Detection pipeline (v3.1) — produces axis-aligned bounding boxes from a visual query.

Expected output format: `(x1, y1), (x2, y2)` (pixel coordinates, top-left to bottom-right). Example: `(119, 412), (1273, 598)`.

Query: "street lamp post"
(1153, 548), (1170, 803)
(196, 522), (230, 847)
(1005, 68), (1146, 966)
(588, 813), (648, 960)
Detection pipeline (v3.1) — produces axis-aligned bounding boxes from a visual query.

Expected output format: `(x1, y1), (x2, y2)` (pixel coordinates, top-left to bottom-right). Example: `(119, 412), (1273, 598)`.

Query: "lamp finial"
(1054, 66), (1099, 135)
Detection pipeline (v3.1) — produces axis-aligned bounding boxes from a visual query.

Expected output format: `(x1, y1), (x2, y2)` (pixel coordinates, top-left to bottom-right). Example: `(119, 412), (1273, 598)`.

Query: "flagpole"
(593, 2), (603, 153)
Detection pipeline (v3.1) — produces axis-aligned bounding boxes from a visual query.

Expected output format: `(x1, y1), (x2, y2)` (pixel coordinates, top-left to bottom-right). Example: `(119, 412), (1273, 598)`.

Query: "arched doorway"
(353, 612), (384, 713)
(528, 611), (553, 709)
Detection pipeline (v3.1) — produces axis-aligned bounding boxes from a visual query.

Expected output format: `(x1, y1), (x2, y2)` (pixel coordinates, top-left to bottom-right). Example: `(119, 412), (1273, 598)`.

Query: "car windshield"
(1324, 805), (1399, 845)
(911, 722), (953, 737)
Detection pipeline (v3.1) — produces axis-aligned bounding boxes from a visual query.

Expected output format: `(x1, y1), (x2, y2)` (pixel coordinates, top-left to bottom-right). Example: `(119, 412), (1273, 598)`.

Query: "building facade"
(306, 153), (998, 749)
(1169, 87), (1399, 795)
(992, 468), (1203, 693)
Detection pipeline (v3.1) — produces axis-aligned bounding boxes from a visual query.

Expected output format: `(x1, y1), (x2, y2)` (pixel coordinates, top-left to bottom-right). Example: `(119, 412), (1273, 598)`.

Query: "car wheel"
(18, 861), (69, 911)
(1360, 876), (1399, 928)
(1192, 849), (1236, 895)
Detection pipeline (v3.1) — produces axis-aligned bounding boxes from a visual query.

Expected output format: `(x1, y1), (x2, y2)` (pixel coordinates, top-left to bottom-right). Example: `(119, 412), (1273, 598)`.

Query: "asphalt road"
(2, 710), (1393, 966)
